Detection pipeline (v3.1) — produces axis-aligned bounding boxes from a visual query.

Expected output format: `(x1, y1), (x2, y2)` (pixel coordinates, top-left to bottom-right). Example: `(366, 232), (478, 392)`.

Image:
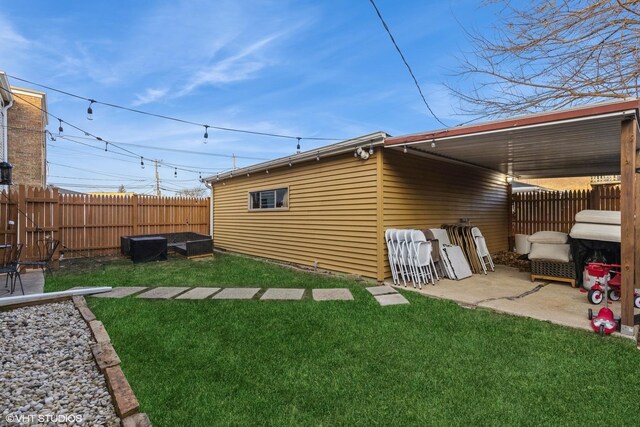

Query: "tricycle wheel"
(608, 289), (620, 301)
(588, 309), (593, 320)
(635, 295), (640, 309)
(599, 324), (605, 336)
(588, 289), (603, 305)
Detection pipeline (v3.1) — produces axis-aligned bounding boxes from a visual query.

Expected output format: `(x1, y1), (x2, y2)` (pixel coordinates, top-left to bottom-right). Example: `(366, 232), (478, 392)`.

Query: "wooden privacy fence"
(512, 186), (620, 235)
(0, 185), (210, 261)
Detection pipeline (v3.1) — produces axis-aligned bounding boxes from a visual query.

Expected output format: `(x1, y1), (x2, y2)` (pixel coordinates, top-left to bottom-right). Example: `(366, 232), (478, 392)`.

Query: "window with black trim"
(249, 188), (288, 210)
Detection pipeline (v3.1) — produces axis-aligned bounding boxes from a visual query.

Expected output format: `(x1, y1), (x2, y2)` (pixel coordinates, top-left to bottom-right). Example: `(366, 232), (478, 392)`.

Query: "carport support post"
(620, 117), (637, 335)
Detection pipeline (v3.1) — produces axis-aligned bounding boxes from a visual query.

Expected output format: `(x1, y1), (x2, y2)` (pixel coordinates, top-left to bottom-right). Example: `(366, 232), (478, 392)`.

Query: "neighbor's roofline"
(10, 85), (49, 126)
(0, 72), (12, 104)
(203, 131), (388, 182)
(385, 99), (640, 146)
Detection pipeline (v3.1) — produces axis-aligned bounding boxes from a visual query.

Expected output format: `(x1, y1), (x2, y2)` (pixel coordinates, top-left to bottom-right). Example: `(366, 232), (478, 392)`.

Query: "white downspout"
(203, 180), (214, 243)
(1, 95), (13, 163)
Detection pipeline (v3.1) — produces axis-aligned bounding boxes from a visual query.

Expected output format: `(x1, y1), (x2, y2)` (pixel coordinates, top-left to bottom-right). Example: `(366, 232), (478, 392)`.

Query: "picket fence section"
(0, 186), (210, 261)
(512, 186), (620, 235)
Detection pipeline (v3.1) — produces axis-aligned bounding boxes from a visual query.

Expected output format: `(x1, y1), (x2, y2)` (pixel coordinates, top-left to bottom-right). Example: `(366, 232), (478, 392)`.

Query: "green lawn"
(47, 254), (640, 426)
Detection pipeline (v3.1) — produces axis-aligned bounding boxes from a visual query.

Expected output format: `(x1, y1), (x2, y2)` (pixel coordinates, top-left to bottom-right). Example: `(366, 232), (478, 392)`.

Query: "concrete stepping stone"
(375, 293), (410, 306)
(260, 288), (305, 300)
(312, 288), (353, 301)
(175, 287), (221, 300)
(366, 286), (398, 296)
(211, 288), (261, 300)
(91, 287), (148, 298)
(137, 287), (189, 299)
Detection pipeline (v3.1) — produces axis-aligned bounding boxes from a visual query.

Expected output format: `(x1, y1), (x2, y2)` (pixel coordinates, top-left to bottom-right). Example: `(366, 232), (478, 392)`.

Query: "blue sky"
(0, 0), (501, 194)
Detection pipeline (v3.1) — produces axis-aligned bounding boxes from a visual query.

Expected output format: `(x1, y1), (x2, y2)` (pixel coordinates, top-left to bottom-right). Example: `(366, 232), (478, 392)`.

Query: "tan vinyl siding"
(213, 152), (379, 278)
(381, 150), (508, 278)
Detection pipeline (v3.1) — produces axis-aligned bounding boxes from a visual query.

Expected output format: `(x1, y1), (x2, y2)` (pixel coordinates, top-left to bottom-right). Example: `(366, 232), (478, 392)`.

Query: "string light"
(288, 158), (292, 167)
(140, 157), (145, 169)
(431, 139), (436, 148)
(203, 125), (209, 144)
(265, 170), (269, 174)
(403, 145), (407, 154)
(199, 172), (202, 180)
(246, 172), (250, 177)
(316, 152), (320, 161)
(4, 87), (232, 180)
(46, 130), (56, 142)
(368, 144), (374, 155)
(296, 137), (301, 153)
(87, 100), (95, 120)
(174, 167), (177, 178)
(5, 74), (346, 142)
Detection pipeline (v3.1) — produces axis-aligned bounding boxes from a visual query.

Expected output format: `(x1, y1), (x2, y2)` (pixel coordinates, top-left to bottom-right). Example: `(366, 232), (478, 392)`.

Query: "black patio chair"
(18, 239), (60, 277)
(0, 244), (24, 294)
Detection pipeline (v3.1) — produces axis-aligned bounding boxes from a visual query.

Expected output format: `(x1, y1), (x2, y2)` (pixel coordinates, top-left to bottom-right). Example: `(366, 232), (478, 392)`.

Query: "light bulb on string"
(58, 119), (64, 136)
(199, 172), (202, 180)
(203, 125), (209, 144)
(403, 145), (407, 154)
(174, 168), (177, 178)
(87, 100), (95, 120)
(104, 142), (108, 152)
(140, 157), (145, 169)
(296, 137), (301, 153)
(368, 144), (374, 155)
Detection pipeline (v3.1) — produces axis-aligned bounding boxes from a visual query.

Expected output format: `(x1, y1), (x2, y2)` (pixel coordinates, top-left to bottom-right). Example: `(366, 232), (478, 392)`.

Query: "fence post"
(17, 185), (26, 247)
(131, 194), (139, 235)
(588, 186), (598, 210)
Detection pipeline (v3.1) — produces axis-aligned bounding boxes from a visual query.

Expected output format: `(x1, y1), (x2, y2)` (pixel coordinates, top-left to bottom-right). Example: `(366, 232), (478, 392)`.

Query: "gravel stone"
(0, 301), (120, 426)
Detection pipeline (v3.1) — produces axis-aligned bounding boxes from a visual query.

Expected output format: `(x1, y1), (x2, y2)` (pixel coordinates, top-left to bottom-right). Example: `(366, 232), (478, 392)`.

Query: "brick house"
(0, 72), (48, 188)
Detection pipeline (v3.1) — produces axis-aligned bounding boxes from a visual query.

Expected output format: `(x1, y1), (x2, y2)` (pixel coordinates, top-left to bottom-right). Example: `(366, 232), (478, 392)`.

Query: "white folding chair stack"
(471, 227), (494, 274)
(386, 228), (439, 288)
(409, 229), (438, 287)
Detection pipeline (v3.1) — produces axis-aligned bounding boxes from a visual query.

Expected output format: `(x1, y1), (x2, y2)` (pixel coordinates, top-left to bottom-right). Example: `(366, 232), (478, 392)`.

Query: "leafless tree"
(176, 187), (207, 198)
(449, 0), (640, 117)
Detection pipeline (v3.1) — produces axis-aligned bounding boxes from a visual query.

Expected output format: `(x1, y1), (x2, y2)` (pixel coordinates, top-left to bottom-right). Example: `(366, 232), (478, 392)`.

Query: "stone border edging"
(72, 296), (151, 427)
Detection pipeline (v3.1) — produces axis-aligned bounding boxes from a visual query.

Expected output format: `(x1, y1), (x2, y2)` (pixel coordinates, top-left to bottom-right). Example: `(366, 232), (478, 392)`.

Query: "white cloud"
(132, 88), (168, 106)
(178, 32), (283, 95)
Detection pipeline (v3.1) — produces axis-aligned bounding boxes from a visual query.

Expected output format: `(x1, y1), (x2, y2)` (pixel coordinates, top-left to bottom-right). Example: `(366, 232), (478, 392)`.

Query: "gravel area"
(1, 301), (119, 426)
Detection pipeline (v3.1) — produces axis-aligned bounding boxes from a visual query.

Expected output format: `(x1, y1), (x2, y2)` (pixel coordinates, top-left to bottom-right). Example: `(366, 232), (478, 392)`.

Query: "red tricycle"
(586, 263), (621, 335)
(586, 263), (640, 308)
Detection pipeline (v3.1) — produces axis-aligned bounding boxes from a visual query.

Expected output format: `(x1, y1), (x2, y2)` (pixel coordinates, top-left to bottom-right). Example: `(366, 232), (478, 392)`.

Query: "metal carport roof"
(384, 99), (640, 179)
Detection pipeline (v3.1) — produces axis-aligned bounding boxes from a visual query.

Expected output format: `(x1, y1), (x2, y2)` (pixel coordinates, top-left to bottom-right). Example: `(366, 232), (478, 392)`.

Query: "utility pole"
(155, 160), (161, 196)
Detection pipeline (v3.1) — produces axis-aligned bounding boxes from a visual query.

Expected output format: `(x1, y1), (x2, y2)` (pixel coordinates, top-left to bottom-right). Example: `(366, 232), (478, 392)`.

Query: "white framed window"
(249, 187), (289, 210)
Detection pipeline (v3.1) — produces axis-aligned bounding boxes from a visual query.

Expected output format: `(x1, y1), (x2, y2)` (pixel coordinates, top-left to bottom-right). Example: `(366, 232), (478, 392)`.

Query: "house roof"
(0, 72), (12, 105)
(203, 131), (388, 183)
(385, 99), (640, 179)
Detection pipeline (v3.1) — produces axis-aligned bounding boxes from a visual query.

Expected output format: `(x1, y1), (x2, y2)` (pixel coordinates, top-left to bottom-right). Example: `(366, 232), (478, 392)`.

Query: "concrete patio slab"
(366, 286), (397, 296)
(312, 288), (354, 301)
(0, 271), (45, 298)
(175, 287), (221, 300)
(91, 287), (148, 299)
(261, 288), (305, 300)
(375, 293), (410, 306)
(211, 288), (261, 300)
(387, 264), (640, 336)
(136, 287), (189, 299)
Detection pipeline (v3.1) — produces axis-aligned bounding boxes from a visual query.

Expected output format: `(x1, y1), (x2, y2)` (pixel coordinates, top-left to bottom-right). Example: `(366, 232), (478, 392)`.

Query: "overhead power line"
(6, 74), (345, 141)
(367, 0), (447, 127)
